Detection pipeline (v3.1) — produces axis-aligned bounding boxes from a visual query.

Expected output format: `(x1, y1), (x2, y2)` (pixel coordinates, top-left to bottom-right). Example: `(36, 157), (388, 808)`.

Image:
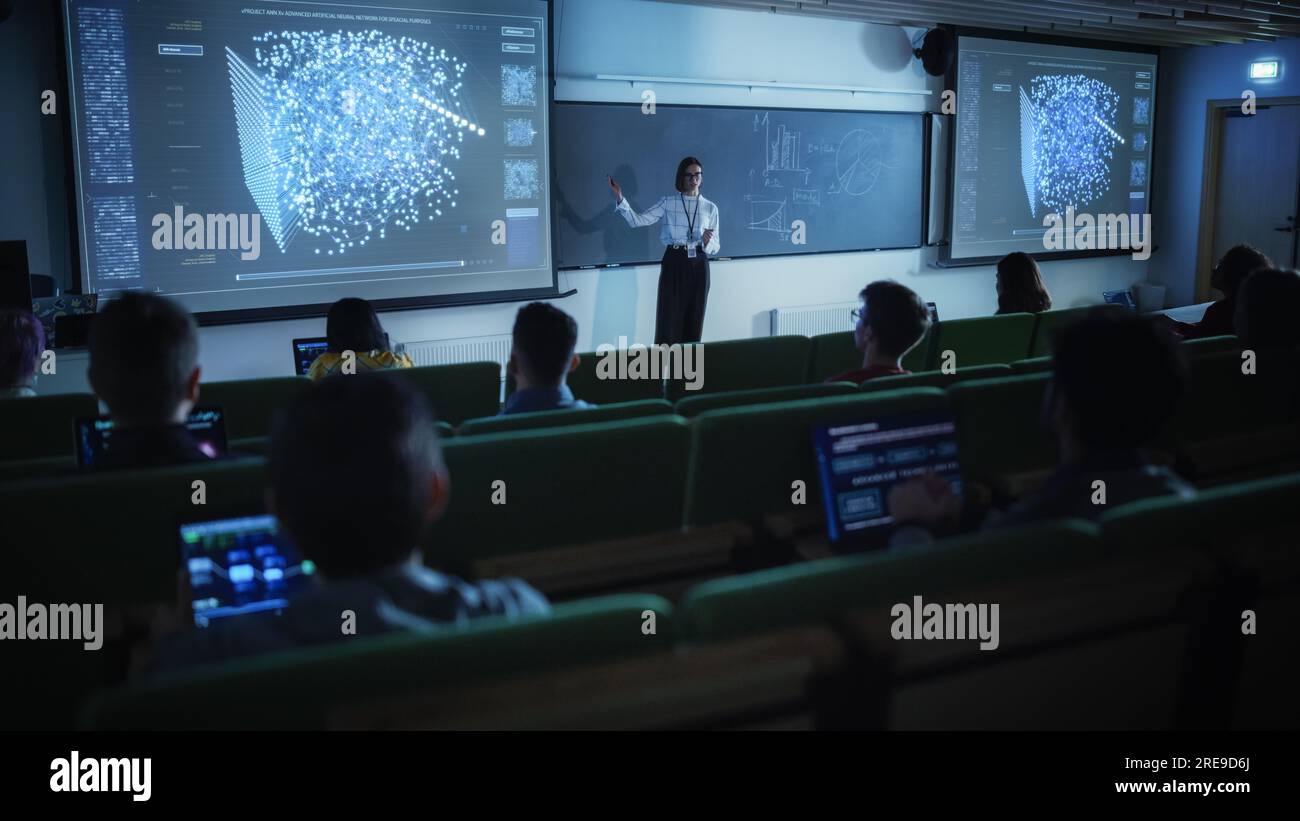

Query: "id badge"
(686, 244), (697, 259)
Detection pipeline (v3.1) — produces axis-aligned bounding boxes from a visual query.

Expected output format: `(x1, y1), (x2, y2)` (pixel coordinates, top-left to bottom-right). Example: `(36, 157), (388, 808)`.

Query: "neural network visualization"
(1018, 74), (1121, 219)
(226, 30), (486, 256)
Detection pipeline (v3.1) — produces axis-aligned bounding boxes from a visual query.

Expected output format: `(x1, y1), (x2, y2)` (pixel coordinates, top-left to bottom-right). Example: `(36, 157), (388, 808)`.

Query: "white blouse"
(615, 193), (721, 255)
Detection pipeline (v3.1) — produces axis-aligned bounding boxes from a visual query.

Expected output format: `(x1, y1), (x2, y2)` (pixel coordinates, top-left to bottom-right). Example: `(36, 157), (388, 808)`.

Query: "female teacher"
(608, 156), (720, 345)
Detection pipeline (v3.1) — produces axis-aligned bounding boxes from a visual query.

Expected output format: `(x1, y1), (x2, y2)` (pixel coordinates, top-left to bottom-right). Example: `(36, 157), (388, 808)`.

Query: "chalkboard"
(553, 103), (926, 268)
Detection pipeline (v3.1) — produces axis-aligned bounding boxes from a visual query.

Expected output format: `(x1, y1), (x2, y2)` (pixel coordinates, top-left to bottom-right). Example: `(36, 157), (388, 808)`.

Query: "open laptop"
(292, 336), (329, 376)
(1102, 290), (1137, 310)
(74, 406), (228, 470)
(813, 409), (963, 549)
(178, 513), (316, 628)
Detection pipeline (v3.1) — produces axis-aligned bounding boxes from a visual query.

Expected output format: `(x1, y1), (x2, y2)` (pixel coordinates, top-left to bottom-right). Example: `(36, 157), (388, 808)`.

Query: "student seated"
(87, 293), (215, 470)
(307, 297), (414, 381)
(0, 308), (44, 399)
(1159, 244), (1271, 339)
(994, 252), (1052, 314)
(1235, 267), (1300, 350)
(502, 302), (592, 414)
(826, 280), (929, 385)
(889, 310), (1194, 533)
(149, 372), (549, 672)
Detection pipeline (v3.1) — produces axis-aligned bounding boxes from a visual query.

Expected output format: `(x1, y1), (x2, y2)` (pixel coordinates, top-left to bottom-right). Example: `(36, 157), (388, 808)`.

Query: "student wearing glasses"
(608, 157), (720, 344)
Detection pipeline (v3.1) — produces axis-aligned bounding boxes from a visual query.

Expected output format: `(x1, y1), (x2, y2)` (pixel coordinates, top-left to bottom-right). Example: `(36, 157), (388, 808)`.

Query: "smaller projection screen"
(943, 32), (1159, 264)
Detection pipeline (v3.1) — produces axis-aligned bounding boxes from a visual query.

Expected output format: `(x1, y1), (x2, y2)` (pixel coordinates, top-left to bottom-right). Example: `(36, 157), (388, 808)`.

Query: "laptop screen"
(75, 407), (228, 469)
(293, 337), (329, 376)
(813, 410), (963, 546)
(178, 514), (317, 628)
(1102, 290), (1136, 309)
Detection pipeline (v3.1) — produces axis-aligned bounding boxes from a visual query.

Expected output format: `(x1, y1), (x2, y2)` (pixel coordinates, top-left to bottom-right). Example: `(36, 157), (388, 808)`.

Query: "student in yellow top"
(307, 298), (414, 381)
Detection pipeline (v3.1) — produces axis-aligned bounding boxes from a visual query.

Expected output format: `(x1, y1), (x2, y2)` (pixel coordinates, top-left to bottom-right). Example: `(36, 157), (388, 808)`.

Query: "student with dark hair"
(608, 156), (720, 344)
(149, 372), (548, 671)
(0, 308), (45, 398)
(1234, 267), (1300, 350)
(307, 297), (413, 381)
(826, 280), (930, 385)
(889, 310), (1194, 532)
(87, 293), (213, 470)
(1160, 244), (1271, 339)
(994, 252), (1052, 314)
(502, 301), (592, 415)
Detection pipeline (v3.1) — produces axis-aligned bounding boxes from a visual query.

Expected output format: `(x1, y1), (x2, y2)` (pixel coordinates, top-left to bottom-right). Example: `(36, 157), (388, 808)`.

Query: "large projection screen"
(943, 32), (1158, 265)
(62, 0), (556, 322)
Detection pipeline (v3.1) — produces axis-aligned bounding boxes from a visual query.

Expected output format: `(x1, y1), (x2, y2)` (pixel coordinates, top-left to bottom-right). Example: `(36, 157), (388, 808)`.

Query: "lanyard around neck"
(680, 192), (700, 242)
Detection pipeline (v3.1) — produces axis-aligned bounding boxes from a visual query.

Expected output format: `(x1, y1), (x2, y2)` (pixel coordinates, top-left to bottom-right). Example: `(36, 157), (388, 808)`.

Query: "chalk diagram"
(226, 30), (486, 257)
(1018, 73), (1122, 219)
(744, 113), (895, 238)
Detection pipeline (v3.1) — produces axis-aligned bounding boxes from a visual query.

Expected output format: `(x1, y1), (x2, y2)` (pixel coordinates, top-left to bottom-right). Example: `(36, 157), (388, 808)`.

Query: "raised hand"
(607, 175), (623, 203)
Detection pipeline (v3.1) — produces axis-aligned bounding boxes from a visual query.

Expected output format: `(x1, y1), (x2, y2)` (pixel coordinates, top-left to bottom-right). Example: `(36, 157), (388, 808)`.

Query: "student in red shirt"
(826, 280), (930, 385)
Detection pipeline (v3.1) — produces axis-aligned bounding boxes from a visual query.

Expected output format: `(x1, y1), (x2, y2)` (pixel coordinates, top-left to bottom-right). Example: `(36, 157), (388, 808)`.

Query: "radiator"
(402, 333), (513, 370)
(769, 302), (857, 337)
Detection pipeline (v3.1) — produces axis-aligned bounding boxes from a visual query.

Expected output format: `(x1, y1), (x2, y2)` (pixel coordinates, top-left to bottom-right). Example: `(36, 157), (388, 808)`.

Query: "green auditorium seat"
(1172, 347), (1300, 481)
(457, 399), (672, 436)
(83, 594), (673, 730)
(948, 373), (1057, 494)
(680, 520), (1102, 640)
(1181, 334), (1239, 358)
(1009, 356), (1053, 374)
(0, 458), (268, 730)
(507, 350), (666, 405)
(901, 324), (934, 373)
(674, 383), (856, 418)
(0, 392), (99, 461)
(685, 388), (948, 527)
(807, 328), (933, 382)
(0, 458), (268, 605)
(385, 362), (501, 425)
(200, 376), (309, 440)
(1029, 306), (1125, 358)
(426, 416), (691, 570)
(859, 364), (1012, 393)
(1102, 473), (1300, 729)
(927, 313), (1036, 370)
(681, 520), (1209, 729)
(806, 331), (859, 383)
(665, 335), (811, 400)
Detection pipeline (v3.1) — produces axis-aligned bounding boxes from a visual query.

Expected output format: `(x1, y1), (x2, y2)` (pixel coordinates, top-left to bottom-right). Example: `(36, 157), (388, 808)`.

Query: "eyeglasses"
(850, 307), (863, 322)
(682, 172), (702, 180)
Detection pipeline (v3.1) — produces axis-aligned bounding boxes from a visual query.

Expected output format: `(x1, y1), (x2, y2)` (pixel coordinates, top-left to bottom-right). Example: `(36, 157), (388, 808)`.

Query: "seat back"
(508, 350), (667, 405)
(458, 399), (672, 436)
(200, 376), (308, 440)
(948, 374), (1057, 490)
(427, 416), (691, 568)
(1029, 306), (1125, 358)
(858, 364), (1012, 393)
(385, 362), (501, 425)
(666, 335), (811, 400)
(83, 594), (673, 730)
(806, 331), (859, 382)
(928, 313), (1036, 369)
(685, 388), (948, 527)
(0, 392), (99, 461)
(674, 382), (856, 418)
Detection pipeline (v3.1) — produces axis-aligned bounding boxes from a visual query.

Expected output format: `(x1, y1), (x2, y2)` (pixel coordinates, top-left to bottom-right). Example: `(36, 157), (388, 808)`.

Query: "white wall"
(37, 0), (1152, 391)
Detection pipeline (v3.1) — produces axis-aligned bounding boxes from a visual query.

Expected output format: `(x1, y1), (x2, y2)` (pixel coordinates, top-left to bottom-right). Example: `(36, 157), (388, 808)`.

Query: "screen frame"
(551, 100), (929, 270)
(937, 26), (1162, 268)
(57, 0), (564, 326)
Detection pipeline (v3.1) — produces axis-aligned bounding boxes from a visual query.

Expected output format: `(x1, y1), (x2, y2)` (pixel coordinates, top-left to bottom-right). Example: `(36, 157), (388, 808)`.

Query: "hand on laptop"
(888, 471), (961, 526)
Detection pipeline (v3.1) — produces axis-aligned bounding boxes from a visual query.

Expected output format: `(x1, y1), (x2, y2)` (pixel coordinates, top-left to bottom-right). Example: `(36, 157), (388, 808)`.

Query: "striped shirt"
(615, 193), (721, 255)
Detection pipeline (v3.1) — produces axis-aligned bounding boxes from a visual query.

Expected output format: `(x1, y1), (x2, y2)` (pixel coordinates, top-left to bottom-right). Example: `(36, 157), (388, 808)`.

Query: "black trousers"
(655, 246), (710, 345)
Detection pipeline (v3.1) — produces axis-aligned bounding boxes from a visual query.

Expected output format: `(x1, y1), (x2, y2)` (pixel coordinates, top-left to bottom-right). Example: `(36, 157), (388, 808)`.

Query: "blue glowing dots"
(225, 30), (485, 255)
(1018, 74), (1121, 218)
